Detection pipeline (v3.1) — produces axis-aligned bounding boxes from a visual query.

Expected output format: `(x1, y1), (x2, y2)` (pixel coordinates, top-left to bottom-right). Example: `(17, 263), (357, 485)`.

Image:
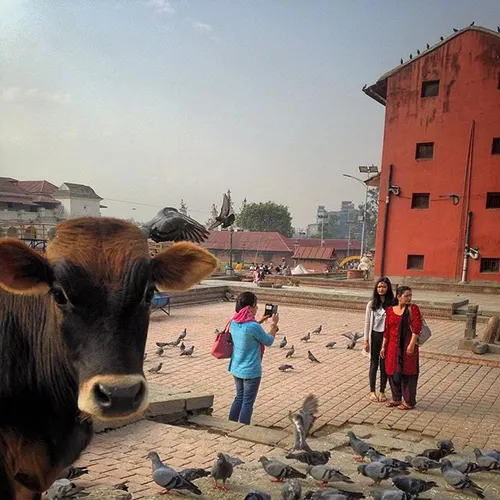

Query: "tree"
(206, 203), (219, 228)
(236, 201), (294, 237)
(358, 188), (379, 250)
(312, 213), (339, 239)
(179, 199), (188, 216)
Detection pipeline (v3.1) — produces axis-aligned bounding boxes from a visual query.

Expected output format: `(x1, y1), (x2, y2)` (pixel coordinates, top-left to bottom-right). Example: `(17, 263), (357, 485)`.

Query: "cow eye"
(51, 287), (68, 306)
(144, 286), (155, 304)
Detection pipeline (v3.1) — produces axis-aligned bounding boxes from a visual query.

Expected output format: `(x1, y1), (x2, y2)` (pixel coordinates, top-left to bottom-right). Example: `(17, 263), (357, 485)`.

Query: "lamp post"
(229, 227), (234, 271)
(342, 164), (379, 257)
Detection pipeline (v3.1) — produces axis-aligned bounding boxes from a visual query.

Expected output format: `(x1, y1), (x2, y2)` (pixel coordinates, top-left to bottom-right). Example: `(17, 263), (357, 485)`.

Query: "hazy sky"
(2, 1), (499, 228)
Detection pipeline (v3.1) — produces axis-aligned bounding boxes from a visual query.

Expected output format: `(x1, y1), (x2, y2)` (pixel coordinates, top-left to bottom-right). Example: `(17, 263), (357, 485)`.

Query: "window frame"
(411, 193), (430, 209)
(407, 254), (425, 270)
(480, 258), (500, 273)
(486, 192), (500, 209)
(492, 138), (500, 155)
(421, 80), (440, 98)
(415, 142), (434, 160)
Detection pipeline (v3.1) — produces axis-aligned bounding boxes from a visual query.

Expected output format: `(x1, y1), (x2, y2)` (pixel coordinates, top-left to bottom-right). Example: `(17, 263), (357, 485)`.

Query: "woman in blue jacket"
(228, 292), (279, 424)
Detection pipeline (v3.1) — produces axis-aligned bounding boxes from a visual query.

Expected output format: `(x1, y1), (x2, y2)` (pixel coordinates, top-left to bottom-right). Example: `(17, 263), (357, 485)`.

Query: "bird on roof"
(400, 58), (404, 64)
(440, 36), (445, 41)
(409, 53), (412, 59)
(362, 84), (367, 90)
(497, 26), (500, 33)
(426, 43), (430, 49)
(416, 49), (420, 55)
(453, 28), (459, 33)
(470, 21), (475, 26)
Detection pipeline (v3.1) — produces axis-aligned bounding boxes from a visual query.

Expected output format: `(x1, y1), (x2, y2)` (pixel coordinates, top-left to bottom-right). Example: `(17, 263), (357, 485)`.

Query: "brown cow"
(0, 216), (216, 500)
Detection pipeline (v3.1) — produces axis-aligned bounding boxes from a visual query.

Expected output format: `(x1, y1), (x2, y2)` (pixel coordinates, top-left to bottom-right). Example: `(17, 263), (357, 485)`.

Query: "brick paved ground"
(146, 302), (500, 450)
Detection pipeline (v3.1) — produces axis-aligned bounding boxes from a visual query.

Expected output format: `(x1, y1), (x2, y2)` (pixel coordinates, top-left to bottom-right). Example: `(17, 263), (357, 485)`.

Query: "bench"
(150, 292), (170, 316)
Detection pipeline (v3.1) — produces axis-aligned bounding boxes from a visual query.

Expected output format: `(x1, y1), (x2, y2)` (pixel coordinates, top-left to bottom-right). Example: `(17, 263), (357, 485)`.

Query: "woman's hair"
(396, 285), (412, 298)
(235, 291), (257, 312)
(371, 277), (395, 310)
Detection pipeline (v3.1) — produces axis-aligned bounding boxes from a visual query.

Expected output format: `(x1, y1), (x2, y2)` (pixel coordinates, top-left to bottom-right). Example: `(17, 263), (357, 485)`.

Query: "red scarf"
(232, 306), (265, 358)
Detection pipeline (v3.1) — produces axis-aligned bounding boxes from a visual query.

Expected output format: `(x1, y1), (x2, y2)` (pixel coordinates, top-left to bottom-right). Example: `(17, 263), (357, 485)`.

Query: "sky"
(1, 0), (500, 229)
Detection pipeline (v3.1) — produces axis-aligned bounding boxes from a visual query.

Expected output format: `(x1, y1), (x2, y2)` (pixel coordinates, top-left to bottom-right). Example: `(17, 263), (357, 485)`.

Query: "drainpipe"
(379, 164), (393, 276)
(461, 211), (473, 283)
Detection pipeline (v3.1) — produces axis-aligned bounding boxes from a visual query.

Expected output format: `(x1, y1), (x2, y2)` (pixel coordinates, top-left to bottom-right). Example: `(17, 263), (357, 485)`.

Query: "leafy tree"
(179, 199), (188, 216)
(358, 188), (379, 250)
(206, 203), (219, 228)
(236, 201), (294, 237)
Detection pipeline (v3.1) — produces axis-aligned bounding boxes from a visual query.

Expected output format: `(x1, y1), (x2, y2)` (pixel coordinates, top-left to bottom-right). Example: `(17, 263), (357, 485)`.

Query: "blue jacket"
(228, 320), (275, 379)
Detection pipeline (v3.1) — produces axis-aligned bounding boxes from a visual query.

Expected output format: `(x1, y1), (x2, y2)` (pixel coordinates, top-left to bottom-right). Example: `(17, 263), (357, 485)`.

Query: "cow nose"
(93, 381), (146, 415)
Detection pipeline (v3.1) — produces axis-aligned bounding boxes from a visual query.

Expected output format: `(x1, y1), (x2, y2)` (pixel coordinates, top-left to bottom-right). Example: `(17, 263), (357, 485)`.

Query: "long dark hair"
(371, 277), (395, 310)
(235, 292), (257, 312)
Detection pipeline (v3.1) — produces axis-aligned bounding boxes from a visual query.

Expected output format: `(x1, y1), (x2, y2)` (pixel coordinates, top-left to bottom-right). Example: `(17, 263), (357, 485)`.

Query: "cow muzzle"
(78, 374), (148, 419)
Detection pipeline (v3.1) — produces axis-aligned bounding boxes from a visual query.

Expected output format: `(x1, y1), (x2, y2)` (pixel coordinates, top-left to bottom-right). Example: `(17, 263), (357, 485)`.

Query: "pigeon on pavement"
(286, 345), (295, 358)
(440, 459), (484, 498)
(179, 468), (210, 481)
(56, 465), (89, 480)
(417, 447), (452, 461)
(482, 449), (500, 461)
(211, 452), (233, 491)
(166, 337), (182, 347)
(178, 328), (188, 340)
(370, 491), (414, 500)
(305, 490), (365, 500)
(308, 351), (321, 363)
(156, 342), (168, 348)
(392, 476), (438, 497)
(245, 491), (272, 500)
(366, 451), (409, 470)
(222, 454), (245, 467)
(180, 345), (194, 356)
(155, 346), (164, 356)
(286, 450), (331, 466)
(343, 332), (364, 349)
(148, 363), (163, 373)
(282, 478), (302, 500)
(179, 342), (185, 352)
(289, 394), (319, 452)
(326, 341), (337, 349)
(309, 464), (354, 486)
(112, 482), (129, 492)
(279, 337), (288, 348)
(279, 364), (294, 372)
(147, 451), (201, 495)
(312, 325), (323, 334)
(259, 456), (306, 482)
(437, 439), (455, 453)
(346, 431), (377, 462)
(449, 459), (485, 474)
(473, 448), (500, 470)
(357, 462), (408, 485)
(404, 455), (441, 473)
(46, 479), (87, 500)
(301, 332), (311, 342)
(208, 193), (235, 230)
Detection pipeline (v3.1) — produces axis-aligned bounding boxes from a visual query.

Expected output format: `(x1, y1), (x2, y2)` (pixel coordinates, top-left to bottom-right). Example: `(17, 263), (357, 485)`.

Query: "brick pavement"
(146, 302), (500, 449)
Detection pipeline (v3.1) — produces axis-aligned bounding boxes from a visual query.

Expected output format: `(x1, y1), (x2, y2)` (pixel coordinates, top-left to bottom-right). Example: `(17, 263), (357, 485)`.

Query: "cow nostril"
(94, 384), (113, 408)
(92, 381), (146, 413)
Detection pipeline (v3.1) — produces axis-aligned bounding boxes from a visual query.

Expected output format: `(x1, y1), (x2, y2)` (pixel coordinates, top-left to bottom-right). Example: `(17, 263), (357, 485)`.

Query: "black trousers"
(369, 330), (387, 392)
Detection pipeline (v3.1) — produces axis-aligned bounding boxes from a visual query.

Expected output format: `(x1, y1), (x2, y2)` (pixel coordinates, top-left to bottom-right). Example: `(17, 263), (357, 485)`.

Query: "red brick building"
(364, 25), (500, 283)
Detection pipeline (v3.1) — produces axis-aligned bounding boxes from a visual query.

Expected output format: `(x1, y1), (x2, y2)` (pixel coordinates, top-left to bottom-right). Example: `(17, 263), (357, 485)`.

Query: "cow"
(0, 215), (217, 500)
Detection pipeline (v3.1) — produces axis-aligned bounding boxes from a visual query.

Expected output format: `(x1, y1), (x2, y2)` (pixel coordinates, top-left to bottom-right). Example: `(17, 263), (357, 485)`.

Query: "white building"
(54, 183), (103, 218)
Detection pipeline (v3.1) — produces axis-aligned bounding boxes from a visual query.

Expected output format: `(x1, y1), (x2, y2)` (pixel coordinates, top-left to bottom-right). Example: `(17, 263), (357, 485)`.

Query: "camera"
(264, 303), (278, 316)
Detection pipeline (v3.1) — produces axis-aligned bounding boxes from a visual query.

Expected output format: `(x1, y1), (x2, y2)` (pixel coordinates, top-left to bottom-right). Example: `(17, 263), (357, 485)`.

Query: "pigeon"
(147, 451), (201, 495)
(286, 450), (331, 466)
(282, 478), (302, 500)
(416, 49), (421, 55)
(440, 459), (484, 498)
(211, 452), (233, 491)
(346, 431), (377, 462)
(326, 341), (337, 349)
(208, 193), (235, 230)
(179, 468), (210, 481)
(471, 340), (488, 355)
(222, 454), (245, 467)
(366, 451), (409, 470)
(178, 328), (187, 340)
(112, 482), (129, 492)
(473, 448), (500, 470)
(453, 28), (459, 33)
(289, 394), (319, 452)
(370, 491), (413, 500)
(470, 21), (475, 26)
(309, 464), (354, 486)
(404, 455), (441, 473)
(279, 364), (294, 372)
(259, 456), (306, 482)
(449, 459), (485, 474)
(426, 43), (430, 49)
(166, 337), (181, 347)
(141, 207), (209, 243)
(481, 449), (500, 461)
(392, 476), (438, 497)
(437, 439), (455, 453)
(46, 479), (87, 500)
(156, 342), (169, 348)
(409, 53), (413, 59)
(179, 342), (185, 352)
(56, 465), (89, 480)
(245, 491), (272, 500)
(155, 346), (164, 356)
(301, 332), (311, 342)
(279, 337), (288, 348)
(148, 363), (163, 373)
(180, 345), (194, 356)
(357, 463), (408, 485)
(440, 36), (445, 41)
(308, 351), (320, 363)
(417, 447), (452, 461)
(342, 332), (364, 349)
(286, 345), (295, 358)
(312, 325), (323, 334)
(400, 58), (404, 64)
(305, 490), (365, 500)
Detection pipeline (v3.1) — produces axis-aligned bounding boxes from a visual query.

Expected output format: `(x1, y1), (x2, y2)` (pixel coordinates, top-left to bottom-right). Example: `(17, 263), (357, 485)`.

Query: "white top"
(372, 306), (386, 333)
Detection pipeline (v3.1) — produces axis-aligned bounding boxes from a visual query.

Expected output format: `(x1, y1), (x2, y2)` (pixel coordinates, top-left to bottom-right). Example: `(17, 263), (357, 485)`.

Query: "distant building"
(54, 182), (103, 218)
(364, 25), (500, 282)
(307, 202), (362, 240)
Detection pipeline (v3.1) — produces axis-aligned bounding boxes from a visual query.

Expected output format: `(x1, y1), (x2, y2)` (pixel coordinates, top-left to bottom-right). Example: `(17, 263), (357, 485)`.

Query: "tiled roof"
(55, 183), (103, 200)
(292, 246), (336, 260)
(287, 238), (361, 251)
(0, 177), (36, 205)
(202, 231), (293, 253)
(17, 180), (60, 204)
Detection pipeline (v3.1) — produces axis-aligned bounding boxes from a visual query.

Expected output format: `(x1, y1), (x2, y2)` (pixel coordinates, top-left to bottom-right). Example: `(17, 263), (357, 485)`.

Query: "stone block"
(229, 425), (288, 446)
(85, 488), (131, 500)
(187, 414), (243, 433)
(93, 413), (144, 434)
(185, 394), (214, 411)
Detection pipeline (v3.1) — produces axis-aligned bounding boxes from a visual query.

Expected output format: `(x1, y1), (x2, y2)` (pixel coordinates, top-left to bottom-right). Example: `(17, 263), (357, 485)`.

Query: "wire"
(102, 197), (208, 213)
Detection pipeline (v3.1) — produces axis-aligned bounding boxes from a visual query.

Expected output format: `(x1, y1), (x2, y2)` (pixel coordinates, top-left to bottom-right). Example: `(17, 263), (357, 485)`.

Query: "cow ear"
(0, 239), (52, 294)
(151, 242), (217, 291)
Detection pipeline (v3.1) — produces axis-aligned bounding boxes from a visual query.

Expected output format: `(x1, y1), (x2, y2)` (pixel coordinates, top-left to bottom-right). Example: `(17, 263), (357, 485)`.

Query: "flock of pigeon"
(278, 324), (364, 372)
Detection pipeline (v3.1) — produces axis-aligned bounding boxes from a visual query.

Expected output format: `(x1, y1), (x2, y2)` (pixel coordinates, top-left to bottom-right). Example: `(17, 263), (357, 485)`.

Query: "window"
(407, 255), (424, 270)
(492, 138), (500, 155)
(411, 193), (430, 209)
(416, 142), (434, 159)
(421, 80), (440, 97)
(480, 258), (500, 273)
(486, 192), (500, 208)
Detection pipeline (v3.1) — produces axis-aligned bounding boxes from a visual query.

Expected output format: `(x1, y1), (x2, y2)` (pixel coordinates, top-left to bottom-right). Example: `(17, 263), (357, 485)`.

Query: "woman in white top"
(363, 277), (395, 402)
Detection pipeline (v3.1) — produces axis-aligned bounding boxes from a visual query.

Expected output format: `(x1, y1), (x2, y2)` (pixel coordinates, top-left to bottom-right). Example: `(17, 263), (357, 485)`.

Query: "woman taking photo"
(228, 292), (279, 424)
(380, 285), (422, 410)
(363, 277), (395, 403)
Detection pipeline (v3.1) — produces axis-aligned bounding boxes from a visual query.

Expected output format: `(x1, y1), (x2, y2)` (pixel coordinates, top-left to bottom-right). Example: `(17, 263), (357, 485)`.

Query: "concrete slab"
(187, 414), (244, 433)
(229, 424), (288, 447)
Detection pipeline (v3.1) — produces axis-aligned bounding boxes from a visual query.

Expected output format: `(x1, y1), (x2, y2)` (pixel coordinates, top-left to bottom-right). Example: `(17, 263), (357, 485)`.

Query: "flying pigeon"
(404, 455), (441, 473)
(180, 345), (194, 356)
(309, 464), (354, 486)
(279, 364), (294, 372)
(282, 478), (302, 500)
(392, 476), (438, 497)
(286, 450), (331, 466)
(141, 207), (209, 243)
(440, 460), (484, 498)
(473, 448), (500, 470)
(146, 451), (201, 495)
(346, 431), (377, 462)
(312, 325), (323, 334)
(56, 465), (89, 480)
(245, 491), (272, 500)
(208, 193), (235, 230)
(308, 351), (320, 363)
(326, 341), (337, 349)
(357, 462), (408, 485)
(301, 332), (311, 342)
(342, 332), (364, 349)
(286, 345), (295, 358)
(211, 452), (233, 491)
(259, 456), (306, 482)
(289, 394), (318, 453)
(279, 337), (288, 348)
(178, 468), (210, 481)
(148, 363), (163, 373)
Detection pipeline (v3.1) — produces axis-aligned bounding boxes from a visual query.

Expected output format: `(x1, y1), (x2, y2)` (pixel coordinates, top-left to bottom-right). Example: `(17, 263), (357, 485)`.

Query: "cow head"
(0, 217), (216, 420)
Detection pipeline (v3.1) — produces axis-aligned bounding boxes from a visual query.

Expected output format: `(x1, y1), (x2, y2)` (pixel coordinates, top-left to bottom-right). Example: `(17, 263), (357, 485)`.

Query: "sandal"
(385, 400), (402, 408)
(369, 393), (379, 402)
(397, 403), (413, 411)
(378, 393), (387, 403)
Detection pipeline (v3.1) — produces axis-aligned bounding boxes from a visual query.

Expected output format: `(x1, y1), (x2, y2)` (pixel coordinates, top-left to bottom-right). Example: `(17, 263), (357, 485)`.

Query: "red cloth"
(232, 306), (266, 359)
(383, 304), (422, 376)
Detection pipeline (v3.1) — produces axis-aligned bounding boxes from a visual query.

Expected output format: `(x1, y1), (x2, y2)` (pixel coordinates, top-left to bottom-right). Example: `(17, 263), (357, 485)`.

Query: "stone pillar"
(464, 305), (479, 340)
(482, 316), (499, 344)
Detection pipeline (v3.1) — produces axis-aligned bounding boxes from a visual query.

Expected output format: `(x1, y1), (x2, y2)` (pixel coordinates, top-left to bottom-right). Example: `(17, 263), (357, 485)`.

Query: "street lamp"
(229, 227), (234, 271)
(342, 165), (379, 257)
